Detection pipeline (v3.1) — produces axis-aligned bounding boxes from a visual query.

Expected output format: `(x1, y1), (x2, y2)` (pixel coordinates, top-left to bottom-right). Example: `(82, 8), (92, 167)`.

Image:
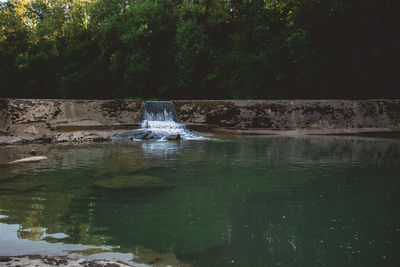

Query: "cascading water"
(115, 101), (204, 141)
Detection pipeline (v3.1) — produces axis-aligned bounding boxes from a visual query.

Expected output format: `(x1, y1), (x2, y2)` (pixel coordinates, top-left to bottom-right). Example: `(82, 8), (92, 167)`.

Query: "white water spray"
(116, 101), (204, 141)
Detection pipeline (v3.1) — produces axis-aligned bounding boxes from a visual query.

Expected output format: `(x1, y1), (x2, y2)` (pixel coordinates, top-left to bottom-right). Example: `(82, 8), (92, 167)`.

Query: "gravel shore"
(0, 255), (133, 267)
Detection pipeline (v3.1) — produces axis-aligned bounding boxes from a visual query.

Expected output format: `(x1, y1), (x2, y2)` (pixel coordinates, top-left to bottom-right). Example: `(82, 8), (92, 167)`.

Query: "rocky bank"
(0, 255), (131, 267)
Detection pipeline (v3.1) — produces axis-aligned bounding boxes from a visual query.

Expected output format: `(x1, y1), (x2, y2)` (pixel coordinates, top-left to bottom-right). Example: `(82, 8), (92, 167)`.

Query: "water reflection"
(0, 136), (399, 266)
(141, 140), (182, 158)
(0, 222), (139, 265)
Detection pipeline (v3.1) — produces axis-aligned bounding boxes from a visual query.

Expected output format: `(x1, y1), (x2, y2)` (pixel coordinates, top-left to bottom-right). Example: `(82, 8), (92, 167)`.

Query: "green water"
(0, 136), (399, 266)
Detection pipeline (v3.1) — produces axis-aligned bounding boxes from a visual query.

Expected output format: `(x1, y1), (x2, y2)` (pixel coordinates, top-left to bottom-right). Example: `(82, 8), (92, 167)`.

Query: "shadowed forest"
(0, 0), (399, 99)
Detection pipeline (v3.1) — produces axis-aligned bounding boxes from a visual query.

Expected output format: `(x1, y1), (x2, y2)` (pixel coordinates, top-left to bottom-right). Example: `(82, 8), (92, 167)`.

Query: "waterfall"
(115, 101), (204, 141)
(141, 101), (179, 122)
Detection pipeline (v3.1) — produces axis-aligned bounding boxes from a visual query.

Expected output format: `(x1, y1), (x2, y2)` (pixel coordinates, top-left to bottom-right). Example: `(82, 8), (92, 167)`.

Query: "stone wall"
(2, 99), (142, 134)
(0, 99), (8, 133)
(173, 100), (400, 129)
(0, 99), (143, 144)
(0, 98), (399, 144)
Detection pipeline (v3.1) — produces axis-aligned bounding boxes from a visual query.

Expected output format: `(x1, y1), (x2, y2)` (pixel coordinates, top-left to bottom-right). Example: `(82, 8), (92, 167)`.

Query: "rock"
(8, 156), (48, 165)
(0, 256), (131, 267)
(0, 256), (11, 262)
(54, 131), (111, 143)
(30, 149), (37, 155)
(93, 175), (169, 190)
(0, 135), (22, 145)
(24, 125), (40, 134)
(69, 248), (111, 256)
(166, 134), (181, 141)
(134, 247), (186, 266)
(141, 133), (154, 140)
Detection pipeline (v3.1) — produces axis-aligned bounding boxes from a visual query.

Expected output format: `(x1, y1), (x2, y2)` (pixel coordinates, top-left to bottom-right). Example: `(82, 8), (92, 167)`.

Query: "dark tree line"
(0, 0), (399, 99)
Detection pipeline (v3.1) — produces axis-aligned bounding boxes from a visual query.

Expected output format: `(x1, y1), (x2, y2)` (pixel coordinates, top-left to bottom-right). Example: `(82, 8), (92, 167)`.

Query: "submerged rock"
(142, 132), (154, 140)
(134, 247), (189, 266)
(166, 134), (181, 141)
(8, 156), (48, 165)
(69, 248), (111, 256)
(0, 181), (43, 192)
(93, 175), (169, 190)
(69, 247), (191, 266)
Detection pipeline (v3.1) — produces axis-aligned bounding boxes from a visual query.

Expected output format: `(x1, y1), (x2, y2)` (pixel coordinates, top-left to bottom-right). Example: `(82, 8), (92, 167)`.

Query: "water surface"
(0, 136), (399, 266)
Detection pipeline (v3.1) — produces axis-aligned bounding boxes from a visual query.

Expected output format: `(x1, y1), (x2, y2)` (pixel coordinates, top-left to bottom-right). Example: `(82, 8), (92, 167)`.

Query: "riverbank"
(1, 99), (399, 145)
(0, 255), (131, 267)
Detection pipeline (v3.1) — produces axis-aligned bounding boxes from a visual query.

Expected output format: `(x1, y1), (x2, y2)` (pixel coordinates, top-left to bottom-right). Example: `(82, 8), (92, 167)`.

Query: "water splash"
(116, 101), (204, 141)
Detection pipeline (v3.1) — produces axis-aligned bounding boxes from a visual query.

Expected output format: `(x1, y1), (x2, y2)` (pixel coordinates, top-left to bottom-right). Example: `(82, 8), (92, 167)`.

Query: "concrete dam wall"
(0, 98), (399, 144)
(173, 99), (400, 129)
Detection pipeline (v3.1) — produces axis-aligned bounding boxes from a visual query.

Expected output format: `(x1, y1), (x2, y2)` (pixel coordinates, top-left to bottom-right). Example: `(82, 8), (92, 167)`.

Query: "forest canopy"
(0, 0), (399, 99)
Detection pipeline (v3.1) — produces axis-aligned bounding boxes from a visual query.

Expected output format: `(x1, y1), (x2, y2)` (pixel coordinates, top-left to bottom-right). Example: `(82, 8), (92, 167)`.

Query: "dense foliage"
(0, 0), (398, 99)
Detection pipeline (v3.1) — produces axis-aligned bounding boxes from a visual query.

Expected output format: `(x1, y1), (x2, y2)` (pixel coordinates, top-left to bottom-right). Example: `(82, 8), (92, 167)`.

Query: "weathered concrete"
(5, 98), (142, 130)
(173, 99), (400, 129)
(0, 99), (8, 134)
(0, 99), (142, 144)
(1, 98), (400, 144)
